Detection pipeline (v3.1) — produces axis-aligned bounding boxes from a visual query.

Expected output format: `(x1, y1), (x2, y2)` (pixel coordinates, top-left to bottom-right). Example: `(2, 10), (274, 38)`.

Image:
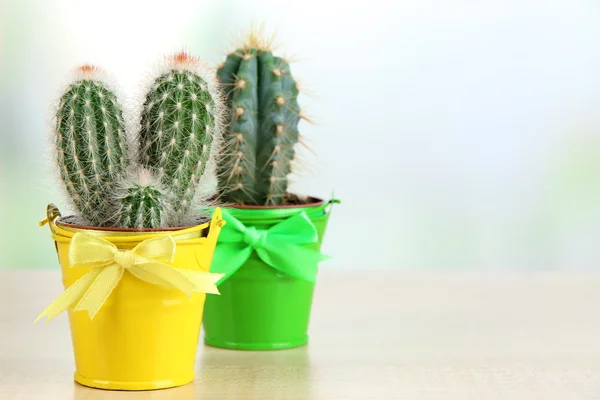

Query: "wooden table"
(1, 269), (599, 399)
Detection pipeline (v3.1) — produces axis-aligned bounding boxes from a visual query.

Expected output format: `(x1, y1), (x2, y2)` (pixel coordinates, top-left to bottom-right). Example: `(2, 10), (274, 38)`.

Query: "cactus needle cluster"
(52, 54), (224, 229)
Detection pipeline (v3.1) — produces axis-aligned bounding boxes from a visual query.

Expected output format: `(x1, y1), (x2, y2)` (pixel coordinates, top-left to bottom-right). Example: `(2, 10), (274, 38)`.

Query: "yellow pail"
(39, 205), (224, 390)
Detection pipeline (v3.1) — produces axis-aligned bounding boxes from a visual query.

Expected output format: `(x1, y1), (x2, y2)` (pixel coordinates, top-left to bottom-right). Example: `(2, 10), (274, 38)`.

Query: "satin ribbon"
(36, 232), (223, 321)
(211, 209), (330, 284)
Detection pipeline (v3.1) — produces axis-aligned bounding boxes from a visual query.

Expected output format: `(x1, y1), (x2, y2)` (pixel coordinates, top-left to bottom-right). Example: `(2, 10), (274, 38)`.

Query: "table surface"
(1, 269), (599, 399)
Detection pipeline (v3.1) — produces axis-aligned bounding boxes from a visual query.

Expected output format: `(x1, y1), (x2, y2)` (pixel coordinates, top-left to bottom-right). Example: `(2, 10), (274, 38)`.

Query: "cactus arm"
(114, 168), (171, 229)
(255, 53), (299, 205)
(111, 168), (172, 229)
(218, 50), (260, 204)
(119, 185), (168, 229)
(54, 74), (128, 226)
(139, 59), (220, 219)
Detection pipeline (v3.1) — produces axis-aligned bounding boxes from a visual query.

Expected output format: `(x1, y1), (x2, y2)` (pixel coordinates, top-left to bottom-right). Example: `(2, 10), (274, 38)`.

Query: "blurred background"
(1, 0), (600, 270)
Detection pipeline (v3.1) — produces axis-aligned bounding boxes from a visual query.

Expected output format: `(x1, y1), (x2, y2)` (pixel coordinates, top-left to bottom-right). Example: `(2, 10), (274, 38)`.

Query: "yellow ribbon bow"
(36, 232), (223, 322)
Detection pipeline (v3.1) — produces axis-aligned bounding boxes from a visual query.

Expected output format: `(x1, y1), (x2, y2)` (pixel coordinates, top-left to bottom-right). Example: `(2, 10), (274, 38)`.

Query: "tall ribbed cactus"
(53, 65), (128, 226)
(113, 168), (171, 229)
(139, 52), (224, 223)
(217, 36), (302, 205)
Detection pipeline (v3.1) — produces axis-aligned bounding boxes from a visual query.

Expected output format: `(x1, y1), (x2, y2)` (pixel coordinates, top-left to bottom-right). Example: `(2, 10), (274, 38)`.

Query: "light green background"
(1, 0), (600, 270)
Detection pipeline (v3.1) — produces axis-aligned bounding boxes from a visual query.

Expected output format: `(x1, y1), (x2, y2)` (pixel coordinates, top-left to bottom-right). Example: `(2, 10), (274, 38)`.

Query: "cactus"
(138, 52), (224, 224)
(51, 54), (225, 229)
(113, 168), (171, 229)
(53, 65), (128, 226)
(217, 35), (302, 205)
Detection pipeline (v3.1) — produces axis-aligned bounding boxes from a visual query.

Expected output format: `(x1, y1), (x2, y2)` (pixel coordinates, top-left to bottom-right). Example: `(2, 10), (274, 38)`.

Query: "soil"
(225, 194), (324, 210)
(56, 215), (211, 232)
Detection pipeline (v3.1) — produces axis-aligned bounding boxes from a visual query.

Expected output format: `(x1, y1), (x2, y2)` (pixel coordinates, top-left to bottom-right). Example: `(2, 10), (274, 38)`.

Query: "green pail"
(202, 198), (337, 350)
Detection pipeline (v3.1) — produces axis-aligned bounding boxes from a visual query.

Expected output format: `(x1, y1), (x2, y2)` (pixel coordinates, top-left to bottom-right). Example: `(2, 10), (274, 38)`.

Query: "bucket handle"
(324, 194), (341, 214)
(39, 204), (62, 235)
(38, 204), (62, 261)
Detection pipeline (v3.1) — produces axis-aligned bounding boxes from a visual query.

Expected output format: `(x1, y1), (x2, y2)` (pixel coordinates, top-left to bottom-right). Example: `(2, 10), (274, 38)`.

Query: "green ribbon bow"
(211, 209), (330, 284)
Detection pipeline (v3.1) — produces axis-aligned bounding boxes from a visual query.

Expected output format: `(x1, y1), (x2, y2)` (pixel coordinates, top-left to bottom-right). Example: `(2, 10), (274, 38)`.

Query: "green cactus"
(53, 65), (128, 226)
(139, 52), (224, 223)
(114, 168), (171, 229)
(51, 55), (225, 229)
(217, 38), (302, 205)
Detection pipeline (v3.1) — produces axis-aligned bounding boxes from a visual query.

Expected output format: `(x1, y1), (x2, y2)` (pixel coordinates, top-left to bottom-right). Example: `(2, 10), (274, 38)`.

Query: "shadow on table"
(72, 381), (195, 399)
(195, 344), (312, 399)
(69, 346), (311, 399)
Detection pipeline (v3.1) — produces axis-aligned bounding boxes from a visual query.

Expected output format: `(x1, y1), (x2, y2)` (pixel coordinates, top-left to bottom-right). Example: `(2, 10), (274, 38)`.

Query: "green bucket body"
(202, 201), (331, 350)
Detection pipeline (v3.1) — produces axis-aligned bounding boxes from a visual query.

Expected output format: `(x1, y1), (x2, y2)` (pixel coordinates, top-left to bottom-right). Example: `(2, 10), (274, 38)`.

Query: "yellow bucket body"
(46, 206), (223, 390)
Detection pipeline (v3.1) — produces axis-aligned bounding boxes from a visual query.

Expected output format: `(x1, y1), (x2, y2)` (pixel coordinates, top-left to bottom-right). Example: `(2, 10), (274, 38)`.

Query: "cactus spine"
(217, 37), (302, 205)
(114, 168), (170, 229)
(139, 52), (224, 222)
(53, 65), (128, 226)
